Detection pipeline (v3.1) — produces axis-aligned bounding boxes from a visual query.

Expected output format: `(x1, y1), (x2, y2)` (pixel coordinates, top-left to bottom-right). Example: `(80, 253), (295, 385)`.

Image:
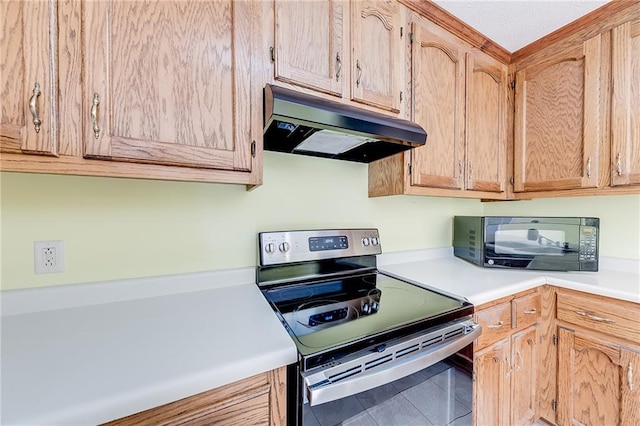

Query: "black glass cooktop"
(262, 272), (469, 357)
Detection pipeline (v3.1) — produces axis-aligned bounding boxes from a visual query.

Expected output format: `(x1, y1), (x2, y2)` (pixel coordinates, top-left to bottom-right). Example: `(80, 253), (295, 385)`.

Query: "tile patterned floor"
(304, 361), (473, 426)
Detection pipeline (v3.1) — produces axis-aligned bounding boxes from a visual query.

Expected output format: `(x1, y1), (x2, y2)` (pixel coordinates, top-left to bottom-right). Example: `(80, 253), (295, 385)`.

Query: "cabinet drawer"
(512, 293), (541, 329)
(475, 302), (512, 349)
(557, 291), (640, 343)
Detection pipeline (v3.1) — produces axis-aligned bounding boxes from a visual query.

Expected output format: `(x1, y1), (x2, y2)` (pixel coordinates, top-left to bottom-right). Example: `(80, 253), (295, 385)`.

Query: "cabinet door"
(0, 0), (58, 156)
(465, 51), (507, 193)
(474, 338), (511, 426)
(274, 0), (345, 96)
(351, 0), (402, 113)
(83, 1), (253, 172)
(409, 22), (465, 190)
(511, 325), (539, 426)
(514, 34), (603, 192)
(611, 18), (640, 187)
(557, 327), (640, 426)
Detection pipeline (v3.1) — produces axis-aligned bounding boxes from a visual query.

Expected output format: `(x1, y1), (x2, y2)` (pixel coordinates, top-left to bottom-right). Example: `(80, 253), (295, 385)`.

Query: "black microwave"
(453, 216), (599, 272)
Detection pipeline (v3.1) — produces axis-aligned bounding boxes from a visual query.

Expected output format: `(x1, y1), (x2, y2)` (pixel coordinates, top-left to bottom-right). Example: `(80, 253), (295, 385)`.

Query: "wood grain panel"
(274, 0), (345, 96)
(105, 367), (286, 426)
(83, 0), (253, 171)
(474, 338), (511, 426)
(514, 35), (602, 193)
(512, 292), (541, 330)
(511, 325), (539, 426)
(611, 18), (640, 187)
(475, 302), (512, 350)
(398, 0), (511, 64)
(536, 286), (557, 425)
(557, 289), (640, 344)
(410, 21), (464, 189)
(512, 0), (639, 63)
(465, 51), (507, 193)
(351, 0), (402, 113)
(0, 0), (58, 156)
(557, 327), (624, 426)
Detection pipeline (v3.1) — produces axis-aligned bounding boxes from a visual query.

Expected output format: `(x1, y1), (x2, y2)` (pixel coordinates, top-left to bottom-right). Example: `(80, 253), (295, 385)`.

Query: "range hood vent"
(263, 84), (427, 163)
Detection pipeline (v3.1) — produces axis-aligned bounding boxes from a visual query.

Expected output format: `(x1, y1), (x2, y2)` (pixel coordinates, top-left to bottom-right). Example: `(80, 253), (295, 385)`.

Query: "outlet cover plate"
(34, 240), (64, 274)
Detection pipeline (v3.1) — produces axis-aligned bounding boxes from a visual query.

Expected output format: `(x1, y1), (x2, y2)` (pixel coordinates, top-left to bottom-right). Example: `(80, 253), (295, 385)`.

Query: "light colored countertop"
(1, 249), (638, 425)
(378, 248), (640, 305)
(1, 269), (298, 426)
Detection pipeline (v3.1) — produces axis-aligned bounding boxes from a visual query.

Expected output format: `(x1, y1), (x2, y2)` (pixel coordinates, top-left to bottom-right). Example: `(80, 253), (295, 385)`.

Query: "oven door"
(289, 318), (481, 425)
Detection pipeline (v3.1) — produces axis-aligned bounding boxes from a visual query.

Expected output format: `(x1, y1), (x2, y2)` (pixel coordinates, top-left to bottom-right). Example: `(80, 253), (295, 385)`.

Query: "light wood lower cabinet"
(473, 291), (541, 426)
(104, 367), (286, 426)
(557, 327), (640, 426)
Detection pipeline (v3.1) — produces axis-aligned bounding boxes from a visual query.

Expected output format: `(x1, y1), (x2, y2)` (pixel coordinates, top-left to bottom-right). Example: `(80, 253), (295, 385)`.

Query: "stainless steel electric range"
(256, 229), (481, 426)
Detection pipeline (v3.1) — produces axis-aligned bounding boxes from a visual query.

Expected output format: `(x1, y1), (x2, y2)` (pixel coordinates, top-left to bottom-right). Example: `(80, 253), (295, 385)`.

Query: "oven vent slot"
(364, 354), (393, 370)
(328, 366), (362, 383)
(396, 344), (420, 358)
(444, 328), (464, 340)
(421, 335), (443, 349)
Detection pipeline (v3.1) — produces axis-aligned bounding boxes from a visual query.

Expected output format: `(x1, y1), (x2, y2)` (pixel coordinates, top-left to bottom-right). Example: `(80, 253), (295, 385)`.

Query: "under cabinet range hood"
(263, 84), (427, 163)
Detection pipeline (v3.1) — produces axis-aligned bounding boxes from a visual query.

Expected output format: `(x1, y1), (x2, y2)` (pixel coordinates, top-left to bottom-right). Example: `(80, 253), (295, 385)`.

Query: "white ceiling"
(432, 0), (611, 52)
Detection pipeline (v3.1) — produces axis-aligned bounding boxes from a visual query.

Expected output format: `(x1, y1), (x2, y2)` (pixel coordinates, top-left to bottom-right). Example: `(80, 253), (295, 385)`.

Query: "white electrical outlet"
(34, 240), (64, 274)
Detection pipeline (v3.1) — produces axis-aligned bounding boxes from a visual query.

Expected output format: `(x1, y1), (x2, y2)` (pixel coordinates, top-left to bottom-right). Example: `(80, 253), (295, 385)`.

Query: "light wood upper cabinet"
(369, 18), (507, 199)
(465, 51), (507, 193)
(83, 0), (254, 172)
(611, 18), (640, 187)
(409, 21), (465, 190)
(514, 34), (603, 193)
(273, 0), (346, 97)
(0, 0), (58, 156)
(351, 0), (403, 113)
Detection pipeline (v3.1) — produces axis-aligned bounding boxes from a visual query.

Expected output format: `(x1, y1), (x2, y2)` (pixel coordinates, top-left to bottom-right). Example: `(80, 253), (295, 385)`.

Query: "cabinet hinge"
(553, 334), (558, 346)
(408, 163), (412, 175)
(409, 32), (414, 44)
(552, 399), (557, 411)
(269, 46), (275, 62)
(510, 80), (516, 89)
(251, 140), (256, 158)
(400, 91), (403, 103)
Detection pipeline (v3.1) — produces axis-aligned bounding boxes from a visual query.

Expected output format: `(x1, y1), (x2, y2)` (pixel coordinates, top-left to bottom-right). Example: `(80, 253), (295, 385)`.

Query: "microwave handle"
(304, 323), (481, 406)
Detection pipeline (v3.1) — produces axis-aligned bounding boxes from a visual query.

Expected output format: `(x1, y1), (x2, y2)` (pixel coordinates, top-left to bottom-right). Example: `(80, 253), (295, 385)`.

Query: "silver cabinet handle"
(629, 362), (634, 391)
(523, 309), (537, 314)
(586, 156), (592, 178)
(29, 82), (42, 133)
(616, 152), (623, 176)
(91, 93), (100, 139)
(356, 60), (362, 87)
(488, 321), (504, 329)
(575, 310), (615, 323)
(336, 52), (342, 82)
(458, 161), (463, 177)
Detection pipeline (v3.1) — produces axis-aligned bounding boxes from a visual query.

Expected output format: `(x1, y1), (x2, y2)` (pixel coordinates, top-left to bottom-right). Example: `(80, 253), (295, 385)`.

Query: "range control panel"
(259, 229), (381, 266)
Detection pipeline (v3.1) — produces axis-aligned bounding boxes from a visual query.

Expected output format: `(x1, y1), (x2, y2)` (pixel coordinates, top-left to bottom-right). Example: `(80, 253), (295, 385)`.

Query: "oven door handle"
(304, 323), (482, 406)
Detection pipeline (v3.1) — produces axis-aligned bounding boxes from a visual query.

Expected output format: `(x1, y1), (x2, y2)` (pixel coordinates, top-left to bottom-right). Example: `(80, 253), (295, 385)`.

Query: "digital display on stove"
(309, 236), (348, 251)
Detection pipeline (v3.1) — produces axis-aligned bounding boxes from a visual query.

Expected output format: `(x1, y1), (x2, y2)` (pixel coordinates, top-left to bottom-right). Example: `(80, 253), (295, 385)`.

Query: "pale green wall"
(0, 153), (482, 290)
(2, 153), (639, 291)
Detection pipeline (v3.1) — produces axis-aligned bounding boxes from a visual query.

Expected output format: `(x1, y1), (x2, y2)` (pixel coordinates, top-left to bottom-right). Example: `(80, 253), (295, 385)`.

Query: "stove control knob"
(370, 301), (379, 313)
(362, 237), (370, 246)
(265, 243), (276, 254)
(278, 242), (290, 253)
(361, 302), (370, 314)
(371, 237), (379, 246)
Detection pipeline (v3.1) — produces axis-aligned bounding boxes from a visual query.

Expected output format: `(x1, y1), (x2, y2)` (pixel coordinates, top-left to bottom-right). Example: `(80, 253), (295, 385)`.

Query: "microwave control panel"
(579, 226), (598, 261)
